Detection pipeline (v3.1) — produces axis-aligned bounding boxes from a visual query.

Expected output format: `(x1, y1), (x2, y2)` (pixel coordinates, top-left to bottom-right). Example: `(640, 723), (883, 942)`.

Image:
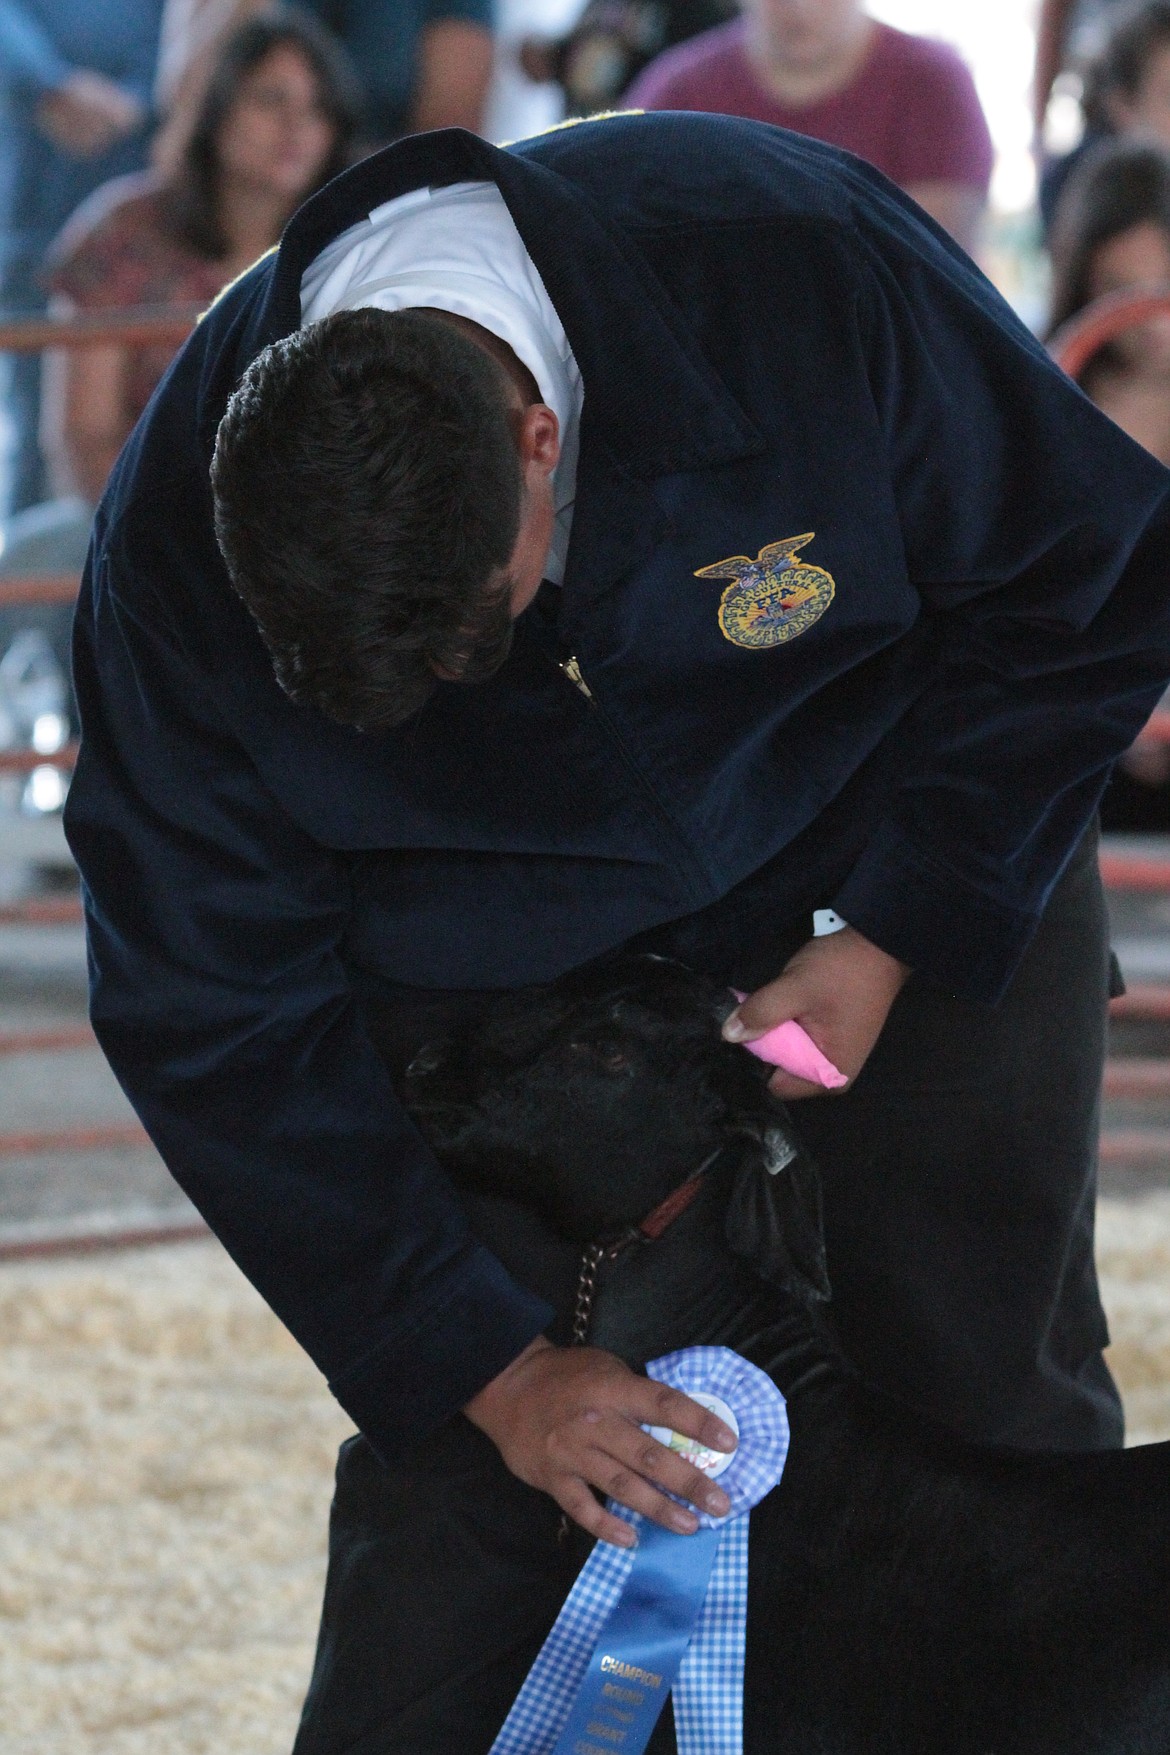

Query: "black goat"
(399, 953), (1170, 1755)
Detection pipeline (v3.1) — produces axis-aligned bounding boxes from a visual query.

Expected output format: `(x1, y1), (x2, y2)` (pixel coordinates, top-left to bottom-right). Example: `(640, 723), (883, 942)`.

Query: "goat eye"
(593, 1037), (630, 1073)
(566, 1038), (630, 1074)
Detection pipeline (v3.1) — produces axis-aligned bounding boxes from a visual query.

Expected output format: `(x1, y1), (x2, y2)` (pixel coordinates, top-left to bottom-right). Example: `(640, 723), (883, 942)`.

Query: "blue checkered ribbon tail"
(488, 1346), (789, 1755)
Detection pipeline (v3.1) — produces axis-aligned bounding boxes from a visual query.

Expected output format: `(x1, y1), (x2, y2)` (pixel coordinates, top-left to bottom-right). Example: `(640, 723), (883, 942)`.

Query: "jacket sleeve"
(832, 207), (1170, 1002)
(65, 513), (553, 1459)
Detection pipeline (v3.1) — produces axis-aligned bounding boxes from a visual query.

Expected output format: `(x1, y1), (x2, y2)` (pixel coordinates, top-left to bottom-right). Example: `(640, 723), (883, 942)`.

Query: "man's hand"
(464, 1337), (738, 1547)
(723, 925), (910, 1101)
(37, 72), (143, 158)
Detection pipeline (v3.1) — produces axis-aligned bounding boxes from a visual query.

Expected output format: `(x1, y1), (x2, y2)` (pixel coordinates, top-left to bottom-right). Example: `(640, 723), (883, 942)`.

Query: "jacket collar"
(231, 126), (765, 481)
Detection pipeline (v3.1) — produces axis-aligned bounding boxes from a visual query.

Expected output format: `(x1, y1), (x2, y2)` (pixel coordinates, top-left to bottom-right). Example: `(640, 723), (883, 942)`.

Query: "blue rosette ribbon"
(489, 1345), (789, 1755)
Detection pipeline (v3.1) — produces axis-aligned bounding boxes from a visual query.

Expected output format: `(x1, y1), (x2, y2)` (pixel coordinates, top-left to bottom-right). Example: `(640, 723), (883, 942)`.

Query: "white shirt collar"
(300, 181), (582, 585)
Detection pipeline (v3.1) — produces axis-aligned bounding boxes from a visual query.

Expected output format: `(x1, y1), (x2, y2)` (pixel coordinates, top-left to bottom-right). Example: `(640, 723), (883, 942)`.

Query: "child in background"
(1049, 138), (1170, 461)
(1048, 137), (1170, 826)
(42, 8), (358, 505)
(1042, 0), (1170, 233)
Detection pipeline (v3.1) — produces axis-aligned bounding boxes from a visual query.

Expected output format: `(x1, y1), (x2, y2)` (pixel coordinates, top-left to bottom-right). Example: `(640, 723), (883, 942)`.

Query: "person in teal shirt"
(0, 0), (163, 512)
(304, 0), (494, 144)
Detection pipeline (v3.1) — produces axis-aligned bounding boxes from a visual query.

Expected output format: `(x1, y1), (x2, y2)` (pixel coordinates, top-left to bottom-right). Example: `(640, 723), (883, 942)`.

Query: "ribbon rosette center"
(647, 1390), (739, 1483)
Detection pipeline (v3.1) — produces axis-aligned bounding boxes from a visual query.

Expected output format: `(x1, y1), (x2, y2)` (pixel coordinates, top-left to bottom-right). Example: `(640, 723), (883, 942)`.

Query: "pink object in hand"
(731, 994), (848, 1088)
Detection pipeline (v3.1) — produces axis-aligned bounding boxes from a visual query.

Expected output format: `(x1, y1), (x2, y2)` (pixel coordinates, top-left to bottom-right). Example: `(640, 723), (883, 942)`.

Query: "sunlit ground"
(0, 1243), (351, 1755)
(1, 1202), (1166, 1755)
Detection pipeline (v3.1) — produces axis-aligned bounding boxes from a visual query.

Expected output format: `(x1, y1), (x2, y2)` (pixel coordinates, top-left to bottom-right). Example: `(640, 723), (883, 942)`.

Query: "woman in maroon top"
(625, 0), (994, 255)
(43, 8), (359, 505)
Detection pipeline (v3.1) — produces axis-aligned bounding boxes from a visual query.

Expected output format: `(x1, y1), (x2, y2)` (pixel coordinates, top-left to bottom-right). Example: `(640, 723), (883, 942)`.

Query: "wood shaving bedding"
(0, 1198), (1166, 1753)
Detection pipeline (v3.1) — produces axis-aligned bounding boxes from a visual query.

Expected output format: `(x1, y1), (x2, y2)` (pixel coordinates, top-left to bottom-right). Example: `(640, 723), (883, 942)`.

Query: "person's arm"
(36, 73), (144, 157)
(0, 0), (143, 155)
(65, 498), (553, 1462)
(0, 0), (70, 92)
(824, 192), (1170, 1005)
(888, 43), (992, 257)
(41, 301), (131, 502)
(59, 341), (130, 502)
(1034, 0), (1077, 142)
(67, 487), (736, 1537)
(0, 1), (152, 154)
(410, 9), (494, 136)
(901, 181), (985, 259)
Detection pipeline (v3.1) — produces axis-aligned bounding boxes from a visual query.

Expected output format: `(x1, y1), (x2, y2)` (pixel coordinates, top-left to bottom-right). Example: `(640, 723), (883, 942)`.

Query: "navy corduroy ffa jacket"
(65, 115), (1170, 1458)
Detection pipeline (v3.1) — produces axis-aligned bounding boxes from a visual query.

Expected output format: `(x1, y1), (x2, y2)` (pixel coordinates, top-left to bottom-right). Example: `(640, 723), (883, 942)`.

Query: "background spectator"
(1034, 0), (1134, 141)
(0, 0), (164, 515)
(1047, 136), (1170, 826)
(151, 0), (268, 177)
(41, 7), (359, 506)
(154, 0), (494, 166)
(348, 0), (494, 139)
(1041, 0), (1170, 232)
(518, 0), (735, 118)
(1049, 138), (1170, 450)
(624, 0), (993, 255)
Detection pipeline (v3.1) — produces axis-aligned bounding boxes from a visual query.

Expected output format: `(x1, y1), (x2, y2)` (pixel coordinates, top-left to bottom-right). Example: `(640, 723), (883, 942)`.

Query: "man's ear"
(517, 401), (559, 480)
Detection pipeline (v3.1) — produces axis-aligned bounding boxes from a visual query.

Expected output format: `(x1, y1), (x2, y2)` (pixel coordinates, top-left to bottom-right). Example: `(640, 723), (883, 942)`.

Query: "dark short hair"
(166, 8), (362, 261)
(1082, 0), (1170, 132)
(211, 308), (524, 728)
(1048, 137), (1170, 337)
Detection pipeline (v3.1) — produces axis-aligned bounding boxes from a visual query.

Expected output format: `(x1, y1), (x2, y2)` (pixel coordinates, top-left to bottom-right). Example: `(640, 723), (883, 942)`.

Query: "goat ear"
(709, 1028), (779, 1122)
(403, 1098), (484, 1159)
(402, 1035), (472, 1106)
(725, 1119), (831, 1306)
(476, 988), (580, 1064)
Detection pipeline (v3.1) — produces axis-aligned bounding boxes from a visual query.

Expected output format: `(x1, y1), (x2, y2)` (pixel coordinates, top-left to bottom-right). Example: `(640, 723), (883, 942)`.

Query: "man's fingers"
(581, 1412), (731, 1516)
(584, 1456), (704, 1533)
(469, 1346), (740, 1543)
(767, 1066), (830, 1102)
(636, 1380), (738, 1454)
(724, 973), (803, 1041)
(557, 1477), (636, 1548)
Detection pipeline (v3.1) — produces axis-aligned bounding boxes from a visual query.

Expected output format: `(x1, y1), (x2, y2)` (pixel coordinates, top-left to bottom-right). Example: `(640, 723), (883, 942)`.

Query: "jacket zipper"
(555, 652), (709, 899)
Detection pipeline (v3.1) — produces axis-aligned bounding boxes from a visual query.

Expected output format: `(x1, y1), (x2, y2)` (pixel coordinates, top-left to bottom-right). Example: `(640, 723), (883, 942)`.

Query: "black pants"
(294, 827), (1120, 1752)
(791, 824), (1120, 1453)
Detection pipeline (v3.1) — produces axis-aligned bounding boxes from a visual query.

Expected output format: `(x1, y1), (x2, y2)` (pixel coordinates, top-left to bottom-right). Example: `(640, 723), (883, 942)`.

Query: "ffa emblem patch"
(695, 533), (835, 649)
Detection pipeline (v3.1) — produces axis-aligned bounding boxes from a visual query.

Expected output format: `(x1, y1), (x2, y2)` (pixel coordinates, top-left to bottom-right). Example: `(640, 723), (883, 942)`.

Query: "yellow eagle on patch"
(695, 533), (835, 649)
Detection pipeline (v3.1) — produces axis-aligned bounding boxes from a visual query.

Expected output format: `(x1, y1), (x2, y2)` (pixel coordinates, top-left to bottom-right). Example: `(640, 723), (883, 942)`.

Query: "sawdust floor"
(2, 1196), (1169, 1755)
